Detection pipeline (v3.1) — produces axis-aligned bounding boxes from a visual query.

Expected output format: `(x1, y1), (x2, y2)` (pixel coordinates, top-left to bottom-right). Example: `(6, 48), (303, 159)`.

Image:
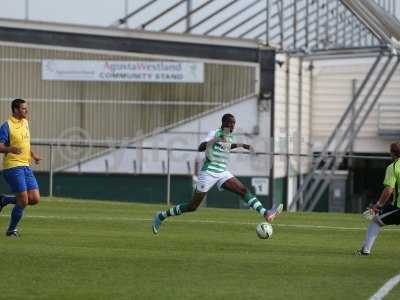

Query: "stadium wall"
(274, 53), (312, 178)
(62, 96), (267, 176)
(271, 54), (400, 210)
(58, 95), (277, 208)
(298, 56), (400, 212)
(0, 42), (256, 172)
(274, 53), (312, 207)
(0, 172), (274, 208)
(311, 56), (400, 153)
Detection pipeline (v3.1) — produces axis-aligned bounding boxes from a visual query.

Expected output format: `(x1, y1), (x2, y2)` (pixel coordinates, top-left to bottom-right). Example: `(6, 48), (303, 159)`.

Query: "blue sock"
(8, 204), (24, 232)
(2, 195), (16, 205)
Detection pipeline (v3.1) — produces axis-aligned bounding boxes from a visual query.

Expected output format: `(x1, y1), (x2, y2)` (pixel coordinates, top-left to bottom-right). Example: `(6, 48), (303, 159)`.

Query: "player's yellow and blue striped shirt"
(383, 158), (400, 208)
(0, 116), (31, 170)
(201, 129), (235, 173)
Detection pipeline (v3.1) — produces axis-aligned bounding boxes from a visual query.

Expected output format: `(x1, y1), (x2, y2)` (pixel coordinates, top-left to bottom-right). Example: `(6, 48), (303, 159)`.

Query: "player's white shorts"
(195, 170), (234, 193)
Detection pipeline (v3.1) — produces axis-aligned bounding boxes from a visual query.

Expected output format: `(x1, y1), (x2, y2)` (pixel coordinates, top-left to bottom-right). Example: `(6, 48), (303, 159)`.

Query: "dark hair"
(11, 98), (26, 113)
(390, 142), (400, 158)
(222, 113), (235, 122)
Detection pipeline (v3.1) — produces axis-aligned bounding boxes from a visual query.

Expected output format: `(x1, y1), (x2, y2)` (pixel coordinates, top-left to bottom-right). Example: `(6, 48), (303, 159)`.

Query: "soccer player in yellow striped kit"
(0, 99), (41, 237)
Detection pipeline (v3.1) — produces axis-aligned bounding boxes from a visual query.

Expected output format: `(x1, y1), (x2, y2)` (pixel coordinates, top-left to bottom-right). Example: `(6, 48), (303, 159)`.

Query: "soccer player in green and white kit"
(152, 113), (283, 234)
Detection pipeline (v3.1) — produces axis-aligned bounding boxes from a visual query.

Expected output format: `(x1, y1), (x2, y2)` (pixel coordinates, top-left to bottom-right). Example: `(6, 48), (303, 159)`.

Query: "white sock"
(362, 221), (381, 253)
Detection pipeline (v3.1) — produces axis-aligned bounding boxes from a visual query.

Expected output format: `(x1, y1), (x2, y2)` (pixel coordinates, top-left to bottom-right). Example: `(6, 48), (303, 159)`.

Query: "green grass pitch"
(0, 198), (399, 300)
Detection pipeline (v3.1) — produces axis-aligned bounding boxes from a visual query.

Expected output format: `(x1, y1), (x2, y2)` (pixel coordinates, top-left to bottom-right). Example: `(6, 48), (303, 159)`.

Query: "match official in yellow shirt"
(0, 99), (41, 238)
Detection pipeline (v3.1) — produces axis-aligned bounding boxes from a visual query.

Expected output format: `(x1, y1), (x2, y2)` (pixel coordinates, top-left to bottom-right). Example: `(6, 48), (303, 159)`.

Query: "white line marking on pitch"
(1, 214), (400, 232)
(369, 274), (400, 300)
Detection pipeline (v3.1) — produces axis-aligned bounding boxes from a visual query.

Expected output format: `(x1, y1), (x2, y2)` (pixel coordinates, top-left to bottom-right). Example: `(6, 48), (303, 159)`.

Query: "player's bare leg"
(152, 191), (207, 234)
(27, 189), (40, 205)
(186, 191), (207, 212)
(221, 177), (247, 196)
(222, 177), (283, 222)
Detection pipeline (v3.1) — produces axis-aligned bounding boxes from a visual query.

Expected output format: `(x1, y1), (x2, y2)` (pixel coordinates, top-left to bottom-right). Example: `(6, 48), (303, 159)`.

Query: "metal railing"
(27, 141), (393, 207)
(32, 141), (271, 205)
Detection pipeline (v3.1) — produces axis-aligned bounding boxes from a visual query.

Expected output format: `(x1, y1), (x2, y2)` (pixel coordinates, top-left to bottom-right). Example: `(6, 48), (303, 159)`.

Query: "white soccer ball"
(256, 222), (273, 239)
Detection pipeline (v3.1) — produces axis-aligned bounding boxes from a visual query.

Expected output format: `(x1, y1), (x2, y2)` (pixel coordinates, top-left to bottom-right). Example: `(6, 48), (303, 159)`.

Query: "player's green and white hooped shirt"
(201, 128), (235, 173)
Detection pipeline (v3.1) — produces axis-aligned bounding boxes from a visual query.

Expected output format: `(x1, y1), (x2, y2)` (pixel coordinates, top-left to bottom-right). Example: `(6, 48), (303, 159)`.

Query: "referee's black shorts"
(377, 204), (400, 225)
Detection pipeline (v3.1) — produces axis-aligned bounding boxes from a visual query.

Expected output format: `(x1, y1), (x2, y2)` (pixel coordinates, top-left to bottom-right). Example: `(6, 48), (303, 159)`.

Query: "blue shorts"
(3, 166), (39, 193)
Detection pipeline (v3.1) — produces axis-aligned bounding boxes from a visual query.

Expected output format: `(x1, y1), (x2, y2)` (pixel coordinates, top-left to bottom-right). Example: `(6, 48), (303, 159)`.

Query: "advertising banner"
(42, 60), (204, 83)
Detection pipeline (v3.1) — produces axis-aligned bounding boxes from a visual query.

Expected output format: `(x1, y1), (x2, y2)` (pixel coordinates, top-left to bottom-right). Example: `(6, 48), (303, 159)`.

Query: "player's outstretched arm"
(373, 186), (393, 210)
(198, 141), (208, 152)
(198, 137), (221, 152)
(231, 143), (253, 150)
